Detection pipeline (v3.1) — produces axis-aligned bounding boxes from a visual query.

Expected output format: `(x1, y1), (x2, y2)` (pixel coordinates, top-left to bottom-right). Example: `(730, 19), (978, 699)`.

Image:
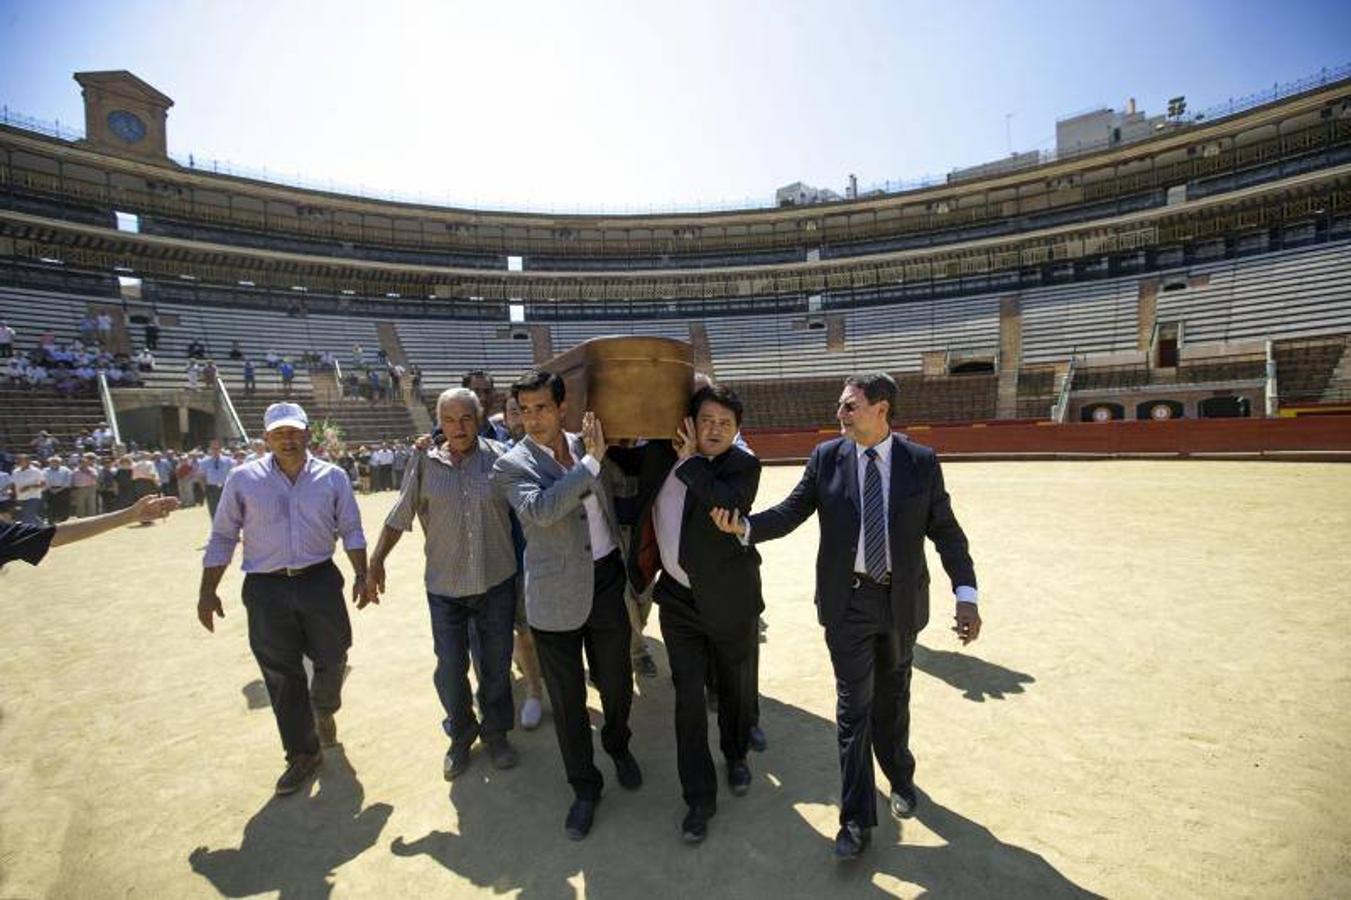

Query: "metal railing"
(95, 370), (122, 447)
(215, 376), (248, 442)
(1051, 358), (1076, 423)
(4, 62), (1346, 215)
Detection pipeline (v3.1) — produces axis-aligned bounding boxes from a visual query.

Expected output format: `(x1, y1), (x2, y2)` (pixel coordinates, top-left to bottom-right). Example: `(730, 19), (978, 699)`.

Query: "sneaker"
(443, 740), (474, 781)
(727, 759), (752, 796)
(748, 724), (768, 753)
(275, 752), (322, 796)
(486, 736), (519, 770)
(520, 696), (543, 731)
(681, 805), (715, 844)
(613, 751), (643, 790)
(314, 711), (338, 748)
(633, 654), (659, 679)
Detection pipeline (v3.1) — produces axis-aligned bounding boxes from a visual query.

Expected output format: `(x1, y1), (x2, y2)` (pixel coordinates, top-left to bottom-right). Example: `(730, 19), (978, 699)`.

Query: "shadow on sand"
(188, 745), (393, 899)
(913, 645), (1036, 703)
(389, 689), (1098, 899)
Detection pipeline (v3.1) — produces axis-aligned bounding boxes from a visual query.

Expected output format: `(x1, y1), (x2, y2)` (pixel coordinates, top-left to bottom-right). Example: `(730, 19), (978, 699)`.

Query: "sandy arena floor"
(1, 461), (1348, 899)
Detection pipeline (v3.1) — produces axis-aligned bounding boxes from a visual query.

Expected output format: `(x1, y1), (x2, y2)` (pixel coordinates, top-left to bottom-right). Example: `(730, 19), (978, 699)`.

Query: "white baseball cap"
(264, 402), (309, 432)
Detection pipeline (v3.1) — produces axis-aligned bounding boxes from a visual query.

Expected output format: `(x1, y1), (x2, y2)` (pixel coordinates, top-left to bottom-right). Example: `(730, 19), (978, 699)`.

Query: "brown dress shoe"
(275, 752), (322, 795)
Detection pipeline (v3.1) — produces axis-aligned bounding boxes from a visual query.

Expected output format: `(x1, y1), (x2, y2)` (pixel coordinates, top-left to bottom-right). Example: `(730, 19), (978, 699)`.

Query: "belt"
(255, 560), (332, 578)
(851, 572), (891, 590)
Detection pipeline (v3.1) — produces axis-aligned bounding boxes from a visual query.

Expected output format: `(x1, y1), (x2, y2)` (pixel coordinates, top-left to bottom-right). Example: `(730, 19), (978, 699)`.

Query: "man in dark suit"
(712, 372), (980, 860)
(610, 384), (763, 845)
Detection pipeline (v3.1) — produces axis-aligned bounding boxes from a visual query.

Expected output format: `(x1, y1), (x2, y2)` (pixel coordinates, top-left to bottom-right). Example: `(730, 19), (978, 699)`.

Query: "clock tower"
(74, 70), (174, 161)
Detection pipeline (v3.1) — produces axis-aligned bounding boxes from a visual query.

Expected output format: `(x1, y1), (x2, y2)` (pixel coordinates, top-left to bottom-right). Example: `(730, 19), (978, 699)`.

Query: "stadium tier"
(2, 70), (1351, 456)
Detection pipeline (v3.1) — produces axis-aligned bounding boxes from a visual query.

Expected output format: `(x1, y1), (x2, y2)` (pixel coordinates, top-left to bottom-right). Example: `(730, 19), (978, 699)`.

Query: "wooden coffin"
(542, 336), (694, 439)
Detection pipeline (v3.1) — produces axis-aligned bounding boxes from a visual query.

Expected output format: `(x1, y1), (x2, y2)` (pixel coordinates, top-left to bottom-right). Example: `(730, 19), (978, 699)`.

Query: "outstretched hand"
(133, 493), (181, 522)
(675, 416), (697, 460)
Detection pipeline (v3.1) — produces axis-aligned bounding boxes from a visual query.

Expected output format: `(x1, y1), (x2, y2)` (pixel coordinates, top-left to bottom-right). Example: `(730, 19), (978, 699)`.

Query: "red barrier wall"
(742, 416), (1351, 462)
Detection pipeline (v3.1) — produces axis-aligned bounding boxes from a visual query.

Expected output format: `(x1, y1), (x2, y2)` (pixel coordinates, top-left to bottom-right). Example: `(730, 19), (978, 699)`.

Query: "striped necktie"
(862, 448), (888, 581)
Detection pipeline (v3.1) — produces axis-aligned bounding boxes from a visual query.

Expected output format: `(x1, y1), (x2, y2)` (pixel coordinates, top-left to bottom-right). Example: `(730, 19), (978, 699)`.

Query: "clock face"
(106, 109), (147, 144)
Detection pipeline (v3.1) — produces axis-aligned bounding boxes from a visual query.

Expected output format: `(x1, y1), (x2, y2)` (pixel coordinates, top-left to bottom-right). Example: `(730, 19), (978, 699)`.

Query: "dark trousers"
(657, 576), (753, 811)
(242, 560), (352, 762)
(206, 484), (223, 519)
(44, 489), (71, 523)
(428, 578), (516, 744)
(707, 625), (761, 726)
(531, 552), (632, 801)
(824, 581), (915, 829)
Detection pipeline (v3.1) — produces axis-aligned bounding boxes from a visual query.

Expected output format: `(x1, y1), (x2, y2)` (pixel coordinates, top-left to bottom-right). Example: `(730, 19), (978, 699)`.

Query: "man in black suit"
(712, 372), (980, 860)
(610, 385), (763, 845)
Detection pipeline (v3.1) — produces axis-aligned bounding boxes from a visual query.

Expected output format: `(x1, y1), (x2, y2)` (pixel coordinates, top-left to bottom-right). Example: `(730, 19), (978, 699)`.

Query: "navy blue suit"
(749, 433), (976, 827)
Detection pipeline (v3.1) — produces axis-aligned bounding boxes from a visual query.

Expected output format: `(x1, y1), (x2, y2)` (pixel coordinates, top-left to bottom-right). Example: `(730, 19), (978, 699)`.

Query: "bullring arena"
(1, 461), (1348, 898)
(3, 27), (1351, 900)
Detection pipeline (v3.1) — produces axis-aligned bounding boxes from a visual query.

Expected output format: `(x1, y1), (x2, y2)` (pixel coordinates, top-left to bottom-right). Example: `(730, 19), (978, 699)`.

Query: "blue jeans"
(428, 577), (516, 744)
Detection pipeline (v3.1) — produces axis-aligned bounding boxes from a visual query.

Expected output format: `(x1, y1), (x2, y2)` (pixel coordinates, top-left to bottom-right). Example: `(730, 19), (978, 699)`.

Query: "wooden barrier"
(741, 415), (1351, 462)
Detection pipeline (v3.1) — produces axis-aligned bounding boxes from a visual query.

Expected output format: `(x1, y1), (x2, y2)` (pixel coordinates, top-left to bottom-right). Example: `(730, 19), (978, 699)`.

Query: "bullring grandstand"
(1, 67), (1350, 457)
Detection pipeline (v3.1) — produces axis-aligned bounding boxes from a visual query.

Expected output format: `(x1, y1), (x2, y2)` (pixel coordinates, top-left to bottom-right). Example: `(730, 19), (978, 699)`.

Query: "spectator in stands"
(97, 459), (118, 513)
(463, 371), (510, 442)
(389, 362), (404, 399)
(70, 453), (99, 518)
(96, 313), (113, 347)
(155, 451), (174, 499)
(112, 455), (134, 510)
(229, 339), (243, 360)
(186, 360), (201, 390)
(145, 314), (160, 351)
(410, 364), (424, 402)
(0, 320), (14, 358)
(175, 452), (198, 507)
(351, 344), (365, 368)
(202, 359), (218, 388)
(79, 314), (97, 346)
(12, 455), (46, 525)
(0, 466), (13, 522)
(136, 348), (156, 372)
(26, 361), (50, 387)
(201, 440), (233, 518)
(392, 441), (410, 488)
(92, 422), (113, 450)
(265, 349), (280, 368)
(243, 358), (257, 395)
(368, 368), (385, 402)
(1, 492), (180, 571)
(31, 431), (58, 461)
(279, 359), (295, 394)
(6, 352), (26, 385)
(42, 456), (73, 524)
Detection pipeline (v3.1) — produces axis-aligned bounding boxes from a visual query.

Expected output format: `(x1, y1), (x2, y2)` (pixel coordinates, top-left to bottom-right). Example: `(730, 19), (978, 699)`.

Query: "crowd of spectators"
(2, 319), (143, 394)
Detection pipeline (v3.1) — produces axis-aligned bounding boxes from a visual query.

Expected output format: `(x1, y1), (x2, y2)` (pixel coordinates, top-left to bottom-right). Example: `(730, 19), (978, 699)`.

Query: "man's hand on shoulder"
(953, 601), (981, 645)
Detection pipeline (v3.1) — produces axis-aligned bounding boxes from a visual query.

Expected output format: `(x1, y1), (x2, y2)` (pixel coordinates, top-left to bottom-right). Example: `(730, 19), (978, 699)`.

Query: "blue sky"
(1, 0), (1348, 212)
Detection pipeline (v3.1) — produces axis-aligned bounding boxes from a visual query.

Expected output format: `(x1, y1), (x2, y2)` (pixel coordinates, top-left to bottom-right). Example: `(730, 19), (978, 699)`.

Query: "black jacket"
(748, 434), (975, 635)
(609, 441), (764, 650)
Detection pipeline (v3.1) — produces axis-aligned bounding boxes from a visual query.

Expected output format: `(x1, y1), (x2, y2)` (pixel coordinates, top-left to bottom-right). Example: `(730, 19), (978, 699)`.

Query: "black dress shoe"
(681, 805), (715, 844)
(889, 785), (918, 819)
(833, 823), (871, 859)
(613, 751), (643, 790)
(565, 798), (599, 840)
(748, 724), (768, 753)
(727, 759), (752, 796)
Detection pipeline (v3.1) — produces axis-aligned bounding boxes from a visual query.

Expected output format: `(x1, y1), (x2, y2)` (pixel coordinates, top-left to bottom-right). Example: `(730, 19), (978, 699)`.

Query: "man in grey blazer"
(491, 369), (643, 840)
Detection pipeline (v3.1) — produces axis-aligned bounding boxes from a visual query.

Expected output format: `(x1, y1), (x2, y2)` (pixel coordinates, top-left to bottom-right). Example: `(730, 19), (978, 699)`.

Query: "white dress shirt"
(538, 436), (617, 562)
(855, 436), (978, 603)
(652, 460), (695, 587)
